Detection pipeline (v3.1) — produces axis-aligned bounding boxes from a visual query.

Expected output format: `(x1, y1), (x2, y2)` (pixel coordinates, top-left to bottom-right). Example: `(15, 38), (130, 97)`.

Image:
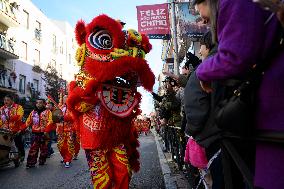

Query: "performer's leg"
(57, 134), (64, 161)
(85, 149), (112, 189)
(57, 136), (73, 168)
(65, 133), (75, 163)
(14, 133), (25, 161)
(110, 145), (131, 189)
(27, 135), (40, 167)
(73, 133), (80, 159)
(38, 135), (48, 165)
(58, 137), (68, 162)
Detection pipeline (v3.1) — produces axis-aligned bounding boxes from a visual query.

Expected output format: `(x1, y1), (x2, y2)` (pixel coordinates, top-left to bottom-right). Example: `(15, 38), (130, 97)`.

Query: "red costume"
(25, 109), (53, 167)
(73, 130), (80, 159)
(56, 104), (77, 165)
(67, 15), (155, 188)
(0, 103), (24, 133)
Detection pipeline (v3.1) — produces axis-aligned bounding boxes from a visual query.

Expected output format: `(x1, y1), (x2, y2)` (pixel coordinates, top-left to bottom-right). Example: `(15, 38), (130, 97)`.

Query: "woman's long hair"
(208, 0), (219, 44)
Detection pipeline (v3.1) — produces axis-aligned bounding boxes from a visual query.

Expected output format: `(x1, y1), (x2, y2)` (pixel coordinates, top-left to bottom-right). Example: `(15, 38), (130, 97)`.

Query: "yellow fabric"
(0, 104), (24, 132)
(25, 110), (53, 132)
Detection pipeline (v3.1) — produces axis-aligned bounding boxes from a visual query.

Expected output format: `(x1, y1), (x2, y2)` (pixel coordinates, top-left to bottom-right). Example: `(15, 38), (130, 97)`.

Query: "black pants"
(206, 142), (225, 189)
(14, 133), (25, 159)
(221, 139), (255, 189)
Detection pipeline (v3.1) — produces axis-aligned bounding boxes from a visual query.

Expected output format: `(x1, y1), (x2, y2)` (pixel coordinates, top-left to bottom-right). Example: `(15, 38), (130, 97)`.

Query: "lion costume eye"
(88, 30), (113, 50)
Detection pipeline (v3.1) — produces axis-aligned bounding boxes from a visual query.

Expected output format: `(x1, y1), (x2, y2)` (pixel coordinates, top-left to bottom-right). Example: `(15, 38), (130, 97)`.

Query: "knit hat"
(200, 31), (214, 51)
(185, 52), (201, 69)
(192, 0), (206, 5)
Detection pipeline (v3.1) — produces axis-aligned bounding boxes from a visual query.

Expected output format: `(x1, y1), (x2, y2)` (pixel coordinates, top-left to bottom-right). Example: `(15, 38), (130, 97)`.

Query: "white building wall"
(7, 0), (77, 99)
(51, 20), (78, 82)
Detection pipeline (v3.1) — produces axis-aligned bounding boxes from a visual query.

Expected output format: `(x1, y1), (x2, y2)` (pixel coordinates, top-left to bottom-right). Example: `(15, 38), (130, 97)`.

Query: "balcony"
(0, 32), (18, 59)
(32, 64), (42, 73)
(0, 0), (20, 27)
(0, 68), (17, 91)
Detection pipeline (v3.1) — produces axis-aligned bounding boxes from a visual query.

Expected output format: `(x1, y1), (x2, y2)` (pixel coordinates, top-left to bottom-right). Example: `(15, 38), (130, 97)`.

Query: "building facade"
(0, 0), (20, 104)
(0, 0), (77, 106)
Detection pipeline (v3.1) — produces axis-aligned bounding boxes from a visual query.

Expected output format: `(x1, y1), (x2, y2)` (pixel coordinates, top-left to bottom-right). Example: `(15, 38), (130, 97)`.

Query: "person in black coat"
(184, 31), (223, 189)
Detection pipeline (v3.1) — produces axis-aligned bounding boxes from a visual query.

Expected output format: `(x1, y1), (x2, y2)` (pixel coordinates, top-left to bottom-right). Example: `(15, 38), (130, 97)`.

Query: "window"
(19, 75), (26, 94)
(72, 38), (75, 49)
(0, 33), (6, 50)
(35, 20), (41, 30)
(34, 49), (40, 65)
(33, 79), (39, 92)
(20, 41), (27, 61)
(35, 20), (41, 41)
(51, 59), (56, 68)
(68, 54), (71, 64)
(59, 64), (63, 77)
(60, 41), (64, 54)
(52, 34), (56, 53)
(23, 10), (29, 29)
(167, 63), (174, 73)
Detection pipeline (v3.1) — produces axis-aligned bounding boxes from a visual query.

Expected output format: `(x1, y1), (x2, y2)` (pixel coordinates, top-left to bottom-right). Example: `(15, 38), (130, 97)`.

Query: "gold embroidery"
(113, 145), (131, 176)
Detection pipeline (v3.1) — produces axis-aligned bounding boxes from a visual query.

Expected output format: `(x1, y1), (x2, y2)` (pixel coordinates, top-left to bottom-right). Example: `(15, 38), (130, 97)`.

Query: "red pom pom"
(141, 34), (152, 53)
(75, 20), (87, 46)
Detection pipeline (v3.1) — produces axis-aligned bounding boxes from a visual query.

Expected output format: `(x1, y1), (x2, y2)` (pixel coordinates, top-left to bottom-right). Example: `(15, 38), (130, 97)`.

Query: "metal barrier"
(23, 129), (32, 148)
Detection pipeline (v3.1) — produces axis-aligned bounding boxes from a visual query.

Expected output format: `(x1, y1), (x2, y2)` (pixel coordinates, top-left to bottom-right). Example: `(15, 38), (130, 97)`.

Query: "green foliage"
(42, 65), (66, 102)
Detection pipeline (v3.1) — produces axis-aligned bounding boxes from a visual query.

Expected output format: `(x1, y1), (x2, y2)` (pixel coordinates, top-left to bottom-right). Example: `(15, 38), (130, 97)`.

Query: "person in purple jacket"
(194, 0), (284, 188)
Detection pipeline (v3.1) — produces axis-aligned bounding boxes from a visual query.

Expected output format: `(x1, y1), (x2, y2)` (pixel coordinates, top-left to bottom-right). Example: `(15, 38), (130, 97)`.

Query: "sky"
(31, 0), (166, 115)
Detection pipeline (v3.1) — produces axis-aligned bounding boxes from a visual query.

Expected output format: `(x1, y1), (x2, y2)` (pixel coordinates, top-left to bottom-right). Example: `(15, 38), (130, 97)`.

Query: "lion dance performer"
(56, 95), (77, 168)
(25, 98), (53, 168)
(67, 14), (155, 188)
(0, 95), (25, 162)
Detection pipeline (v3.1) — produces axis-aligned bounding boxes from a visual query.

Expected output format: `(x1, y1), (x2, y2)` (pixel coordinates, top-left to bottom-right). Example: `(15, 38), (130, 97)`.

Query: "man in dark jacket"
(184, 30), (217, 143)
(184, 31), (222, 189)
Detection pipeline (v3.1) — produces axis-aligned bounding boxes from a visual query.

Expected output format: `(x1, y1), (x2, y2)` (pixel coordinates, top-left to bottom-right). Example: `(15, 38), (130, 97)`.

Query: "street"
(0, 133), (165, 189)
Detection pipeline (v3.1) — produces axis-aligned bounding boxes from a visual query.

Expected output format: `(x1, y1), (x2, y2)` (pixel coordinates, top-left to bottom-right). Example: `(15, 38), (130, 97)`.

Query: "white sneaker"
(64, 162), (70, 168)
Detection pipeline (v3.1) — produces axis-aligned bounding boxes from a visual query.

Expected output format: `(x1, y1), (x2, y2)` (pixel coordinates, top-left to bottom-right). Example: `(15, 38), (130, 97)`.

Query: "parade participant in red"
(141, 119), (151, 136)
(46, 100), (56, 158)
(25, 99), (53, 168)
(67, 15), (155, 188)
(0, 95), (25, 160)
(56, 95), (76, 168)
(0, 95), (24, 133)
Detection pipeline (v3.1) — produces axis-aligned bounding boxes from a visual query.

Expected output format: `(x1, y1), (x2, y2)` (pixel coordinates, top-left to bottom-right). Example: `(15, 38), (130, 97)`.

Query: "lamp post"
(170, 0), (180, 75)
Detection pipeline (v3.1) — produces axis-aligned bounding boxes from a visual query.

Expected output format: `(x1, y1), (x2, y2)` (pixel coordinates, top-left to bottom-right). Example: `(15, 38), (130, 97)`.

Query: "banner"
(136, 4), (170, 39)
(176, 2), (208, 39)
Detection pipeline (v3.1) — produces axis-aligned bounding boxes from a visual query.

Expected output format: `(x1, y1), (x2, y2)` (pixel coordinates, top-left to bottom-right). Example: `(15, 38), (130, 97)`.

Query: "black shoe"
(39, 162), (45, 166)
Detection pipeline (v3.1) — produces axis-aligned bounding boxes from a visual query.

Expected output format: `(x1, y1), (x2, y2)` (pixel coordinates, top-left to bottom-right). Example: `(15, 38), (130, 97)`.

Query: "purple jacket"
(196, 0), (284, 188)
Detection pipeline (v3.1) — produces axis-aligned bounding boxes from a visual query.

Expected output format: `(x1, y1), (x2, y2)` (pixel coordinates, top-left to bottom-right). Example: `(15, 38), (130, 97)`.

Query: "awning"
(0, 48), (19, 59)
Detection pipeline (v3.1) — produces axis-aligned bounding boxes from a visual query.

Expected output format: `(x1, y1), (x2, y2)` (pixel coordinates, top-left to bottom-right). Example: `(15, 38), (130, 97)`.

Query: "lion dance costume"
(67, 15), (155, 188)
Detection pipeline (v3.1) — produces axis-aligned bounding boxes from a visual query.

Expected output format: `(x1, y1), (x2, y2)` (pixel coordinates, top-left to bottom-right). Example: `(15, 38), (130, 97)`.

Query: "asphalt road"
(0, 133), (165, 189)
